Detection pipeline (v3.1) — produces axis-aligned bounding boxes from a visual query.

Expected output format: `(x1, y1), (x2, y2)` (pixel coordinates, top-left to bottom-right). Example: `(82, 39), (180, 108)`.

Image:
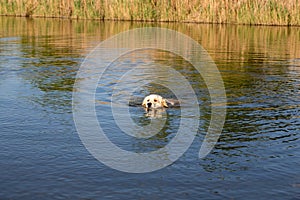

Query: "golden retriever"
(142, 94), (168, 109)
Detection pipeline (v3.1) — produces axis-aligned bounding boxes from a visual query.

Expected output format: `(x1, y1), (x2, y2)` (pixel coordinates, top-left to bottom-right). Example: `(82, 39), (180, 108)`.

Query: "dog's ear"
(142, 98), (147, 107)
(162, 99), (168, 108)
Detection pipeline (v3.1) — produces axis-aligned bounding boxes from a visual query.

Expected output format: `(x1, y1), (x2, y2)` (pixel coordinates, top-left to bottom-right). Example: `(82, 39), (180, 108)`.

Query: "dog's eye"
(154, 99), (157, 102)
(147, 99), (150, 102)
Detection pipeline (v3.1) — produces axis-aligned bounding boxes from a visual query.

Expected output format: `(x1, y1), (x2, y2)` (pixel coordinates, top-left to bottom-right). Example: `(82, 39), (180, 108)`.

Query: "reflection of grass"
(1, 16), (299, 62)
(0, 0), (300, 25)
(1, 16), (299, 93)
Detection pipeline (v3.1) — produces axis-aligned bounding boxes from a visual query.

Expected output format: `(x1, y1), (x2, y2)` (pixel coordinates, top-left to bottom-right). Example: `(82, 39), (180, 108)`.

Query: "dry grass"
(0, 0), (300, 26)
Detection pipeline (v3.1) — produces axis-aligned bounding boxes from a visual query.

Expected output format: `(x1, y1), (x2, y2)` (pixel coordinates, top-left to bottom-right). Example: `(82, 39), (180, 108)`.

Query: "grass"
(0, 0), (300, 26)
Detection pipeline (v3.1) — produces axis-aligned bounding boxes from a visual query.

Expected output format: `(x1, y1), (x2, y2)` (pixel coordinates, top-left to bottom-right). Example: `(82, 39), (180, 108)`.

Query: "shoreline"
(1, 0), (300, 27)
(1, 14), (299, 27)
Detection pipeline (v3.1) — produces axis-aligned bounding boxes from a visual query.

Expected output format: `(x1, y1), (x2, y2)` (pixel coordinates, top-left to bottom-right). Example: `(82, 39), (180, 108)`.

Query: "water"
(1, 17), (300, 199)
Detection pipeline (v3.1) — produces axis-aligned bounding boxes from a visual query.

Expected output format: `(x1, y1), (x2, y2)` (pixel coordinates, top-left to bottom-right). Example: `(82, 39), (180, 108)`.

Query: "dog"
(142, 94), (168, 109)
(142, 94), (180, 109)
(142, 94), (180, 118)
(141, 94), (168, 118)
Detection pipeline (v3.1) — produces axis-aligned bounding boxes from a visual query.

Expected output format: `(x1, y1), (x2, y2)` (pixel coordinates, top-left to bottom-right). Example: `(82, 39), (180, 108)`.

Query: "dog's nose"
(147, 102), (152, 108)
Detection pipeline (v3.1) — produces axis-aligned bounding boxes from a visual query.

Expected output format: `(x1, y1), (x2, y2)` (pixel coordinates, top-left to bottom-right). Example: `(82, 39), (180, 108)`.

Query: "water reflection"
(0, 16), (299, 153)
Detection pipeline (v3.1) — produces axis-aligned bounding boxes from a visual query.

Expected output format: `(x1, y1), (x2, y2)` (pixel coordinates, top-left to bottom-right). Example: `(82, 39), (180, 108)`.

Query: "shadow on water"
(0, 16), (300, 199)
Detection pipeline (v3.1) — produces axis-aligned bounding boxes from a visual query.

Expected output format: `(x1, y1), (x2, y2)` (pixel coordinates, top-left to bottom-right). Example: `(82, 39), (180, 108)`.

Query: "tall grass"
(0, 0), (299, 26)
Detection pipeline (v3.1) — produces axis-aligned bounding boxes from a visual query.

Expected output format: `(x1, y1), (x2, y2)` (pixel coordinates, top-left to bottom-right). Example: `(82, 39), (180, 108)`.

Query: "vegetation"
(0, 0), (300, 26)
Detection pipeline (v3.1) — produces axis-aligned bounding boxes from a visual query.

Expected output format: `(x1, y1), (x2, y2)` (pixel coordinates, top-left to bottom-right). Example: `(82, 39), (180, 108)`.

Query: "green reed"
(0, 0), (299, 26)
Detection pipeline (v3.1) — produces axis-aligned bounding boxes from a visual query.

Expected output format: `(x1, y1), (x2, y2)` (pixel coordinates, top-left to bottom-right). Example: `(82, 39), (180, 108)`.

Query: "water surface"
(0, 17), (300, 199)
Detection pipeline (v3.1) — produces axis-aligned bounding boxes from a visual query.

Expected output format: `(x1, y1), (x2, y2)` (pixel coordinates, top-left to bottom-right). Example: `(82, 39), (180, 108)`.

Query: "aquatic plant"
(0, 0), (299, 26)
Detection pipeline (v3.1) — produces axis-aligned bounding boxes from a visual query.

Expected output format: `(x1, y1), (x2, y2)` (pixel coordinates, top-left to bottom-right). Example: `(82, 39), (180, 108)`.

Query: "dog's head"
(142, 94), (168, 109)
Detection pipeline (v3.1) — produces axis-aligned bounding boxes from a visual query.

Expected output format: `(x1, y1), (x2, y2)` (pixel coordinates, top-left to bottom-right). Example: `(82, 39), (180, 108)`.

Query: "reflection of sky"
(0, 38), (40, 111)
(0, 37), (23, 79)
(0, 36), (80, 116)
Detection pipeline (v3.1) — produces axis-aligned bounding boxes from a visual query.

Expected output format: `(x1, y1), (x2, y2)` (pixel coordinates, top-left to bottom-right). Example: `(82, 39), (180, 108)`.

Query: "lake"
(0, 17), (300, 199)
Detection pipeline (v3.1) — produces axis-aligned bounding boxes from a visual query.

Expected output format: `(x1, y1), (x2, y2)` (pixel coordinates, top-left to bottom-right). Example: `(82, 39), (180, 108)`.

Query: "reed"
(0, 0), (299, 26)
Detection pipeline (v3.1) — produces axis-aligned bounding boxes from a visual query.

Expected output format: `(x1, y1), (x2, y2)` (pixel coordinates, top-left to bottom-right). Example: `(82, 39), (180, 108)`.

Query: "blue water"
(1, 17), (300, 199)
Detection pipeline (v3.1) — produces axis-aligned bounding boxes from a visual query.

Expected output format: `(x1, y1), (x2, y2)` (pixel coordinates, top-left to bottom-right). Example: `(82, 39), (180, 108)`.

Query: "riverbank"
(1, 0), (300, 26)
